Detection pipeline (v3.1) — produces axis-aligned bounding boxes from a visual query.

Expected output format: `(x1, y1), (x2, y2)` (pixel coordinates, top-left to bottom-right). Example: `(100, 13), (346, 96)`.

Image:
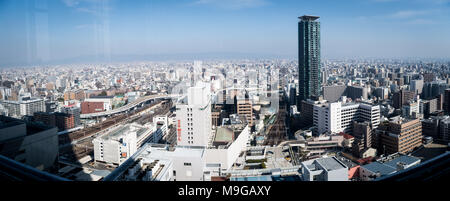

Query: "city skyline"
(0, 0), (450, 67)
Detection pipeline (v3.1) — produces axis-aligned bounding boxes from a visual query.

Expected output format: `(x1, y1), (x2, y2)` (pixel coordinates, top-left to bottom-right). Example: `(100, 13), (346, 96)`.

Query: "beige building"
(237, 99), (253, 126)
(376, 117), (422, 155)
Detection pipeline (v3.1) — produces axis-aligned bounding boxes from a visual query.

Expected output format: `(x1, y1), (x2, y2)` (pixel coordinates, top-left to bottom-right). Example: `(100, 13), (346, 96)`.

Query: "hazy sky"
(0, 0), (449, 66)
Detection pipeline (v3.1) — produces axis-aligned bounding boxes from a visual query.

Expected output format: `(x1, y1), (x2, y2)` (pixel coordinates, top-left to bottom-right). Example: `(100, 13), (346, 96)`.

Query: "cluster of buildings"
(0, 14), (449, 182)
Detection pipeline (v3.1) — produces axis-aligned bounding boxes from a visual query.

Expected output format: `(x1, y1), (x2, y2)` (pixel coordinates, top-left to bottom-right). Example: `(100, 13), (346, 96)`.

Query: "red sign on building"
(177, 120), (182, 142)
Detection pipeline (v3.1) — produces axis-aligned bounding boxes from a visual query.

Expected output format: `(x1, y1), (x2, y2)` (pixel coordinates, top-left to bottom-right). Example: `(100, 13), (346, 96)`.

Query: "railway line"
(59, 99), (174, 161)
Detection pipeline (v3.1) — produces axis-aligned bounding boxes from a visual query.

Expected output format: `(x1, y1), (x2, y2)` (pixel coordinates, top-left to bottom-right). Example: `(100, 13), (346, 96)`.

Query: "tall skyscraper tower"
(298, 15), (321, 108)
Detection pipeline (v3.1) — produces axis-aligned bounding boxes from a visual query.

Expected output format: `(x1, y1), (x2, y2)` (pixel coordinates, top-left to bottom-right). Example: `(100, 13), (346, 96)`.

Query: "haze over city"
(1, 0), (450, 197)
(0, 0), (450, 67)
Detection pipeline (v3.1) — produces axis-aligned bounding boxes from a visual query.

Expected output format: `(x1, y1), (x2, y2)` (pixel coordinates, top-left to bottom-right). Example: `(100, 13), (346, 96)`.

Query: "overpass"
(80, 94), (179, 119)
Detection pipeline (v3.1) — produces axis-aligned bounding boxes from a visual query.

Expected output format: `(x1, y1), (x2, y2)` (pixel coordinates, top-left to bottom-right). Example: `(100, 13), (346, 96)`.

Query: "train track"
(58, 100), (166, 160)
(59, 100), (174, 161)
(58, 100), (162, 146)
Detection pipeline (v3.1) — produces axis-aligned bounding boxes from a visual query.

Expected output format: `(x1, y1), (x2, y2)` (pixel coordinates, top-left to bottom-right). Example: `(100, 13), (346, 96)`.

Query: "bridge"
(80, 94), (179, 119)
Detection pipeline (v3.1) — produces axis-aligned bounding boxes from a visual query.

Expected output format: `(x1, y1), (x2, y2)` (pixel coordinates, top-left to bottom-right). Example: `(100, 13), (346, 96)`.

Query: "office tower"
(402, 99), (420, 119)
(410, 79), (424, 95)
(176, 82), (212, 147)
(346, 85), (369, 100)
(421, 98), (439, 119)
(422, 116), (448, 140)
(353, 121), (373, 149)
(298, 15), (321, 108)
(313, 101), (380, 135)
(437, 94), (444, 111)
(376, 117), (422, 155)
(445, 89), (450, 114)
(392, 89), (415, 109)
(301, 98), (326, 129)
(352, 121), (376, 158)
(236, 99), (253, 126)
(374, 87), (389, 100)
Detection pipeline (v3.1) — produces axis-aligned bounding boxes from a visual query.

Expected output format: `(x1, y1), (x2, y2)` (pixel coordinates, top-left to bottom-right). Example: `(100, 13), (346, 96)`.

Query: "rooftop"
(316, 157), (348, 171)
(383, 155), (421, 168)
(214, 127), (234, 142)
(299, 15), (320, 21)
(362, 162), (397, 176)
(99, 123), (151, 141)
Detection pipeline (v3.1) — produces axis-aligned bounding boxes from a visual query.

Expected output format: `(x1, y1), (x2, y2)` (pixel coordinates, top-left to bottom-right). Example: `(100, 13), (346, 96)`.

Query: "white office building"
(301, 156), (349, 181)
(313, 101), (380, 135)
(93, 123), (159, 165)
(106, 144), (207, 181)
(206, 124), (251, 172)
(176, 82), (212, 147)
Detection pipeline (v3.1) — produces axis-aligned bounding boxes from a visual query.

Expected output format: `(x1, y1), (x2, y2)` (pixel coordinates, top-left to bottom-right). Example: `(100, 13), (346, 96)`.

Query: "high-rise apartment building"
(61, 106), (81, 127)
(0, 97), (45, 117)
(392, 89), (415, 109)
(298, 15), (321, 108)
(176, 82), (212, 147)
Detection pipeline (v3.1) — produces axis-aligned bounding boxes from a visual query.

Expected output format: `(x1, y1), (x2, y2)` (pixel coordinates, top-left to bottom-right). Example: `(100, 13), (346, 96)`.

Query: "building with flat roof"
(359, 153), (421, 181)
(237, 98), (253, 126)
(206, 119), (251, 172)
(313, 100), (380, 135)
(105, 144), (206, 181)
(376, 116), (422, 155)
(93, 123), (161, 165)
(83, 96), (113, 111)
(301, 156), (348, 181)
(176, 82), (212, 147)
(0, 97), (45, 118)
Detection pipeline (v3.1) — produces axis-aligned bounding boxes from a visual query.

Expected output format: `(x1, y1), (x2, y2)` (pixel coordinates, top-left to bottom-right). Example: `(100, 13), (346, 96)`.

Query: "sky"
(0, 0), (449, 67)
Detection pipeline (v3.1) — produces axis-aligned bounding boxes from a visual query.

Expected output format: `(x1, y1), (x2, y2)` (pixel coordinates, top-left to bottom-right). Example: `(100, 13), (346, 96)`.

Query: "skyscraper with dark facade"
(298, 15), (321, 108)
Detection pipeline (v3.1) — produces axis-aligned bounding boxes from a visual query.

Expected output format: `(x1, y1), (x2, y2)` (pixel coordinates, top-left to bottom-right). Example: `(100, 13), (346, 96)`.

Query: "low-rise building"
(301, 156), (349, 181)
(359, 153), (421, 181)
(93, 123), (162, 165)
(105, 144), (206, 181)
